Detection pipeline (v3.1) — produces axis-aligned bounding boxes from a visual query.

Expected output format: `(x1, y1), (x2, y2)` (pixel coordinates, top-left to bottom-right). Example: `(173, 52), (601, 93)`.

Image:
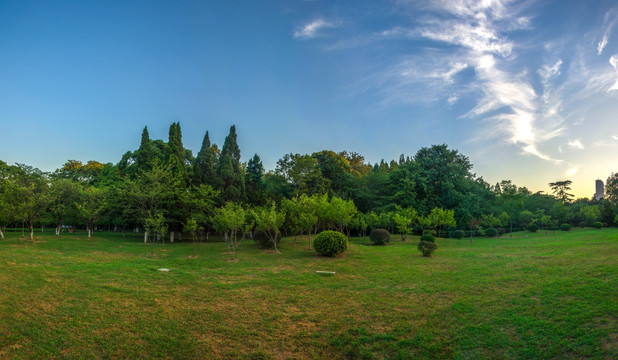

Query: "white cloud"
(597, 35), (608, 55)
(613, 135), (618, 140)
(609, 55), (618, 91)
(293, 19), (334, 39)
(568, 139), (585, 150)
(538, 60), (562, 83)
(597, 8), (618, 55)
(567, 166), (578, 176)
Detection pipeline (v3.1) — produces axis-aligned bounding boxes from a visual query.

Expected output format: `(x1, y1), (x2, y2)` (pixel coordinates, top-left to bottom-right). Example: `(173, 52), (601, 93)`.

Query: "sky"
(1, 0), (617, 198)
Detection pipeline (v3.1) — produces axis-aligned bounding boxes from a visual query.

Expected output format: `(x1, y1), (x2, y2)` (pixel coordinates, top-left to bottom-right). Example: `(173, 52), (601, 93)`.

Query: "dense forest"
(1, 123), (617, 242)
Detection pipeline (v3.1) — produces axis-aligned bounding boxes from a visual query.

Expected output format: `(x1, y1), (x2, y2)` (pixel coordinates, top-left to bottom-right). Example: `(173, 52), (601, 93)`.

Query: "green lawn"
(0, 228), (616, 359)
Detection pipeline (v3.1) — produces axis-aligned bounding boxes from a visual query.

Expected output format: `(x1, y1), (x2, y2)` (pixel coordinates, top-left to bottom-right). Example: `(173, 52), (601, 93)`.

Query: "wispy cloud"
(412, 1), (568, 163)
(597, 8), (618, 55)
(568, 139), (585, 150)
(293, 18), (334, 39)
(609, 55), (618, 92)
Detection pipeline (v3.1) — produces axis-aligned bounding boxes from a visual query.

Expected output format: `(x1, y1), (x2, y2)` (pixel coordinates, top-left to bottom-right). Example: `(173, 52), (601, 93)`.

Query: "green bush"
(420, 232), (435, 243)
(252, 231), (282, 249)
(369, 229), (391, 245)
(485, 228), (498, 237)
(452, 230), (465, 239)
(560, 223), (571, 231)
(592, 221), (603, 229)
(527, 223), (539, 232)
(418, 241), (437, 257)
(314, 231), (348, 257)
(578, 221), (586, 228)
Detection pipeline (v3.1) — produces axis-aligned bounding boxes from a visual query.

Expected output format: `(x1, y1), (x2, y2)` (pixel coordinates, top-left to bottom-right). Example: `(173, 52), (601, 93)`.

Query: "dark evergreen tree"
(192, 131), (218, 187)
(246, 153), (266, 206)
(217, 125), (245, 203)
(136, 126), (155, 173)
(167, 122), (187, 183)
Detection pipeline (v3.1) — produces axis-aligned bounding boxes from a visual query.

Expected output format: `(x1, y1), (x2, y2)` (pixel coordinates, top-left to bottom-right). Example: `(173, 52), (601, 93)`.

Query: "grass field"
(0, 228), (616, 359)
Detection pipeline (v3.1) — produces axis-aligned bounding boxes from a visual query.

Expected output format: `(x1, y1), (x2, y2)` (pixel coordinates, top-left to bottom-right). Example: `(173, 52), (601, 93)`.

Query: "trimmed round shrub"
(560, 223), (571, 231)
(578, 221), (586, 228)
(314, 231), (348, 257)
(498, 228), (506, 235)
(418, 241), (437, 257)
(527, 223), (539, 232)
(452, 230), (465, 239)
(420, 232), (435, 243)
(369, 229), (391, 245)
(592, 221), (603, 229)
(252, 231), (282, 249)
(485, 228), (498, 237)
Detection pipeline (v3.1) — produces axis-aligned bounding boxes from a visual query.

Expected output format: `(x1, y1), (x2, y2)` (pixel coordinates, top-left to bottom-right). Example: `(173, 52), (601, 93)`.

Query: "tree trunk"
(0, 227), (4, 240)
(170, 231), (174, 243)
(29, 222), (34, 241)
(144, 231), (148, 243)
(56, 225), (61, 237)
(22, 221), (25, 237)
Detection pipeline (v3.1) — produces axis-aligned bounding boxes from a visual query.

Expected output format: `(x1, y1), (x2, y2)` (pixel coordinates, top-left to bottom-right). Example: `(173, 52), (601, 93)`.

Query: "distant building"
(594, 179), (604, 201)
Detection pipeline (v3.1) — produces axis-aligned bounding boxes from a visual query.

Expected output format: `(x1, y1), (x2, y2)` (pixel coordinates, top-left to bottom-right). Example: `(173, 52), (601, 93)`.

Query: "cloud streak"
(597, 8), (618, 55)
(294, 18), (334, 39)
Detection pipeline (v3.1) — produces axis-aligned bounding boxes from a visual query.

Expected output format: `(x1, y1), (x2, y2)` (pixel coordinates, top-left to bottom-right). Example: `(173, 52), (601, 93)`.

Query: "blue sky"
(1, 0), (617, 198)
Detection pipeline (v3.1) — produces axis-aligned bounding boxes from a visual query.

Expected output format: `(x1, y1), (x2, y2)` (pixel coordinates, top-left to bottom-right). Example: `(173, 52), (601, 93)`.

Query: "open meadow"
(0, 229), (616, 359)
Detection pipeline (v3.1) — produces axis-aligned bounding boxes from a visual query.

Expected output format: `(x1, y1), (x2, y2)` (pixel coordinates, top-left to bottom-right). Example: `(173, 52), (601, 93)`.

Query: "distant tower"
(594, 179), (604, 201)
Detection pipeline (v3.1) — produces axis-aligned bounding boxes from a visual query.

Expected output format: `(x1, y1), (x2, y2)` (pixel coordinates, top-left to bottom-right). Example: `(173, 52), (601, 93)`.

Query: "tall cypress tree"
(217, 125), (245, 202)
(167, 122), (187, 182)
(193, 131), (217, 186)
(136, 126), (154, 173)
(246, 153), (266, 205)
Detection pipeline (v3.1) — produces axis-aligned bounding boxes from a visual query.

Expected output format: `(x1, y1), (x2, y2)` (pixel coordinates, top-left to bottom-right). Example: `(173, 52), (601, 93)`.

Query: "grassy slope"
(0, 229), (616, 359)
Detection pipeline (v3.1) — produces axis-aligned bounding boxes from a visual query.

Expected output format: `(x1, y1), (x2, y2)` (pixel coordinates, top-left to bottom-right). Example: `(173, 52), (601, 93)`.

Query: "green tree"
(211, 202), (251, 260)
(136, 126), (155, 172)
(275, 153), (328, 196)
(144, 213), (168, 255)
(579, 205), (601, 226)
(48, 179), (80, 237)
(184, 217), (201, 257)
(75, 186), (108, 239)
(606, 173), (618, 206)
(167, 122), (188, 184)
(549, 180), (574, 203)
(427, 207), (456, 238)
(393, 208), (417, 241)
(217, 126), (245, 203)
(253, 202), (286, 253)
(9, 165), (50, 241)
(192, 131), (218, 187)
(245, 153), (266, 206)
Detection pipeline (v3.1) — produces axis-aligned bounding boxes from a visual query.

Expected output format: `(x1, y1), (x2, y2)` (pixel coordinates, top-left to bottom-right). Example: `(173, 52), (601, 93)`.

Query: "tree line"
(1, 123), (617, 244)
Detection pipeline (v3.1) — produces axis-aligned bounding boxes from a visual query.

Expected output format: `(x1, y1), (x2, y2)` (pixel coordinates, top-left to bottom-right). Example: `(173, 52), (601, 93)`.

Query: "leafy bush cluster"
(369, 229), (391, 245)
(418, 241), (437, 257)
(420, 232), (435, 243)
(592, 221), (603, 229)
(560, 223), (571, 231)
(485, 228), (498, 237)
(579, 221), (586, 228)
(452, 230), (465, 239)
(527, 223), (538, 232)
(314, 231), (348, 257)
